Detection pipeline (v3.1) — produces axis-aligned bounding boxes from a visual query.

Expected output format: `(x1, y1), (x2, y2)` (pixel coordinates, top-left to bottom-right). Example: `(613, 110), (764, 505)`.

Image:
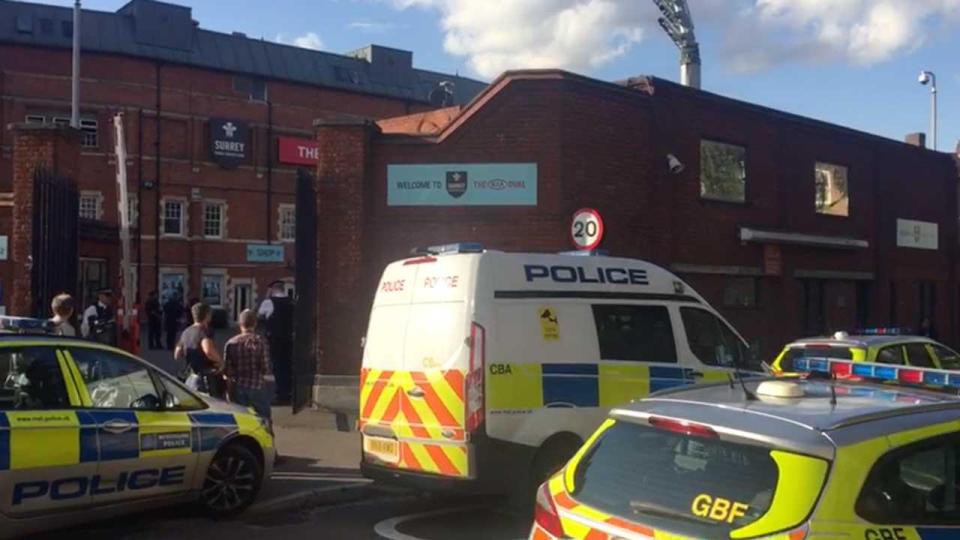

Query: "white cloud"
(275, 31), (325, 51)
(388, 0), (960, 77)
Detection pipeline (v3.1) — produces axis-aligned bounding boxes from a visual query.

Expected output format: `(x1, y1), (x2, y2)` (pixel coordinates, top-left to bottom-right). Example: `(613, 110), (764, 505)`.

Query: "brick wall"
(311, 72), (959, 374)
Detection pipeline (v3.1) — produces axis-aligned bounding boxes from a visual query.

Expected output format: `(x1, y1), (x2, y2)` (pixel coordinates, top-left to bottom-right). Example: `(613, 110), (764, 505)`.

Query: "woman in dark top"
(174, 302), (225, 398)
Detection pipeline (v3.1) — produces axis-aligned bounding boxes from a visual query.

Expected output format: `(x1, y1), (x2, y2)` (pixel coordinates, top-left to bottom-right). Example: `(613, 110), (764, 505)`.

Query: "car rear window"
(571, 421), (826, 538)
(779, 345), (853, 372)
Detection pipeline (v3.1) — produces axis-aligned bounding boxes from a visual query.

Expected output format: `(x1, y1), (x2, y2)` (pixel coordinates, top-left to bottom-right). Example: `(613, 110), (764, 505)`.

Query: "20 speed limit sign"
(570, 208), (604, 251)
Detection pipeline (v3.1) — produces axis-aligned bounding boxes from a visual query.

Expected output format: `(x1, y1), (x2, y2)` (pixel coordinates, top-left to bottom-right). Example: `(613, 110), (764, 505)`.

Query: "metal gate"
(31, 168), (79, 318)
(292, 168), (317, 413)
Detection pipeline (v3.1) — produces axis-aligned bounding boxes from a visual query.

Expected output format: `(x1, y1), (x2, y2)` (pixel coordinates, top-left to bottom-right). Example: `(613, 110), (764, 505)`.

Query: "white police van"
(359, 244), (751, 493)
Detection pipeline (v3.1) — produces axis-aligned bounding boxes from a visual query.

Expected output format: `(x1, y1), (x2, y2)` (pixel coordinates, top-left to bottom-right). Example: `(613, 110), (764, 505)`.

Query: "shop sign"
(247, 243), (284, 263)
(387, 163), (537, 206)
(278, 137), (319, 166)
(210, 118), (249, 168)
(896, 219), (938, 250)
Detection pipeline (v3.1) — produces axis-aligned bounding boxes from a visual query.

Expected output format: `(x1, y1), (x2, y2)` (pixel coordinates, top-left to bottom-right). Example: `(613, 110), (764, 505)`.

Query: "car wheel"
(201, 443), (263, 517)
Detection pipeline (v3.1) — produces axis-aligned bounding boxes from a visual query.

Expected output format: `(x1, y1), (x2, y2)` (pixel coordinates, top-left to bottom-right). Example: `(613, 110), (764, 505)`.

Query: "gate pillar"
(9, 124), (80, 316)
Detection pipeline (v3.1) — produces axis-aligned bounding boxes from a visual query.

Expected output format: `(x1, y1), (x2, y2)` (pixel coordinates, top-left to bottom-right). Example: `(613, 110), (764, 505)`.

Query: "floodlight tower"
(653, 0), (701, 88)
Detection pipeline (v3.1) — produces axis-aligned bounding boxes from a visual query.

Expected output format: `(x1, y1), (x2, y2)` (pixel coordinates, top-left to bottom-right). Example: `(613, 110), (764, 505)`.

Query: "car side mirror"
(163, 391), (177, 410)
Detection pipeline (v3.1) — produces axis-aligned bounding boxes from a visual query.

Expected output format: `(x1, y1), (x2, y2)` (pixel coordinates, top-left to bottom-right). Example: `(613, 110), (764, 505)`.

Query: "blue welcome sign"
(247, 243), (284, 263)
(387, 163), (537, 206)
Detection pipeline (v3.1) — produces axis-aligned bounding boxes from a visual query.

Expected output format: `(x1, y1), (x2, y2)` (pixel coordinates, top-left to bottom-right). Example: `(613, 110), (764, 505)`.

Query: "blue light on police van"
(425, 242), (485, 255)
(852, 363), (875, 378)
(924, 371), (949, 386)
(808, 358), (830, 373)
(874, 366), (898, 380)
(558, 250), (611, 257)
(794, 358), (810, 372)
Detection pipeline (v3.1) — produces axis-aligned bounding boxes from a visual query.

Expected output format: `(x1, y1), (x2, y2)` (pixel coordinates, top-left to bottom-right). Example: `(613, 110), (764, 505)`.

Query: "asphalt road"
(28, 487), (532, 540)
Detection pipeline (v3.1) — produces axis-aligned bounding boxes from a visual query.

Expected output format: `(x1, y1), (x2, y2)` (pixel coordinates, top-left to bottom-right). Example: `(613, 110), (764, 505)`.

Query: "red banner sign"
(277, 137), (319, 166)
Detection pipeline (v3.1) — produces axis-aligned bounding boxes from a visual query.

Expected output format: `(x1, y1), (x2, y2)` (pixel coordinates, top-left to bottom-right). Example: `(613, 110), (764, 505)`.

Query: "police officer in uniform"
(258, 281), (293, 405)
(81, 288), (117, 345)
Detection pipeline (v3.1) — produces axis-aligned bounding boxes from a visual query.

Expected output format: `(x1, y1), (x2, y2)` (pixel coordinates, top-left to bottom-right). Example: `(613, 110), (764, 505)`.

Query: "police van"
(359, 244), (752, 493)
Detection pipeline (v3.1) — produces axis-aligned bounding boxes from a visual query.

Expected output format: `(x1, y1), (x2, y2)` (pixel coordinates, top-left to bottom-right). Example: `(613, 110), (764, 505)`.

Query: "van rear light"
(648, 417), (718, 439)
(534, 482), (565, 537)
(466, 322), (485, 433)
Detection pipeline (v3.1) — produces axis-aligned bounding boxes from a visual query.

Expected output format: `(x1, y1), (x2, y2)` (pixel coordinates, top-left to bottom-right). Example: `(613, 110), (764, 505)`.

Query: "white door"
(232, 284), (252, 322)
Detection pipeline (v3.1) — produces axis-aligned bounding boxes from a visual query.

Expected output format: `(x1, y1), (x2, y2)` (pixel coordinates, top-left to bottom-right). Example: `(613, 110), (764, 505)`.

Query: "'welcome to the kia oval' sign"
(210, 118), (249, 168)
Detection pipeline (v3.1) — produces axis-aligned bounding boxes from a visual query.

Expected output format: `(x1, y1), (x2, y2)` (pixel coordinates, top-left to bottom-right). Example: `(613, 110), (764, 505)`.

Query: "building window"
(279, 204), (295, 242)
(233, 75), (268, 102)
(203, 202), (224, 238)
(78, 191), (102, 220)
(201, 274), (225, 307)
(815, 162), (849, 216)
(723, 277), (757, 308)
(163, 200), (185, 236)
(49, 116), (98, 148)
(25, 114), (46, 125)
(126, 194), (139, 225)
(700, 139), (746, 203)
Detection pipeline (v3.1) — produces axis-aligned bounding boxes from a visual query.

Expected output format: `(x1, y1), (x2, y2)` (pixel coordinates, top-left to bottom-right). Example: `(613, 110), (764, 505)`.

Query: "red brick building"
(314, 71), (959, 374)
(0, 0), (485, 318)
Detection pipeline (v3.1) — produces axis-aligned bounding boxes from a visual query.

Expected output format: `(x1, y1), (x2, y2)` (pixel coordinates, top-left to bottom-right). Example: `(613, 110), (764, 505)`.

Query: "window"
(233, 75), (267, 101)
(70, 348), (161, 409)
(155, 372), (205, 411)
(815, 162), (849, 216)
(25, 114), (46, 125)
(79, 191), (102, 220)
(700, 139), (746, 203)
(52, 116), (70, 128)
(203, 202), (224, 238)
(931, 344), (960, 370)
(723, 277), (757, 308)
(79, 118), (98, 148)
(681, 307), (749, 367)
(279, 204), (295, 242)
(877, 346), (905, 365)
(904, 343), (935, 368)
(591, 305), (677, 363)
(201, 274), (225, 306)
(857, 435), (960, 524)
(163, 200), (185, 236)
(0, 347), (70, 410)
(127, 194), (139, 225)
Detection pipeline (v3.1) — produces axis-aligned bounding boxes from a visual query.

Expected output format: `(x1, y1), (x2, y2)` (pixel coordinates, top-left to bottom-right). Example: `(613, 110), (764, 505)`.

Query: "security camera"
(667, 154), (685, 175)
(918, 71), (931, 85)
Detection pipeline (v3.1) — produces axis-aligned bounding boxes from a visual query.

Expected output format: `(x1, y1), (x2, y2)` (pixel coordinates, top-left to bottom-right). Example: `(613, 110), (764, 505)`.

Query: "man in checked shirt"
(224, 309), (273, 434)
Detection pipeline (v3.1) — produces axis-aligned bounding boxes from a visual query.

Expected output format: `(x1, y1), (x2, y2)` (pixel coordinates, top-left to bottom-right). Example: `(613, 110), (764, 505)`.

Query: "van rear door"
(360, 255), (474, 479)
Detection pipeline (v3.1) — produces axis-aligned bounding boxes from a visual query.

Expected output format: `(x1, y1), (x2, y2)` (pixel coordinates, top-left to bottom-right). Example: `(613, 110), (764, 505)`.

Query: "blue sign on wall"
(387, 163), (537, 206)
(247, 244), (284, 263)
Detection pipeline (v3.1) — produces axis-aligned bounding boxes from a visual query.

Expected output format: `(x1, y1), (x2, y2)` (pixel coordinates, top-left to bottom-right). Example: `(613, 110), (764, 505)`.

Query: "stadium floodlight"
(651, 0), (701, 89)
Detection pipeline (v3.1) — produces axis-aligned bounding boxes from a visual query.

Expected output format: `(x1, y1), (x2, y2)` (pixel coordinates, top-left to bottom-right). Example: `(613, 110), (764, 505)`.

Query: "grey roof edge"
(0, 0), (487, 106)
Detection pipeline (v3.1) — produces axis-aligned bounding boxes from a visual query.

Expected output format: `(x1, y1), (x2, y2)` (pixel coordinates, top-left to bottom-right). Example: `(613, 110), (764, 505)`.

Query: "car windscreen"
(571, 421), (828, 539)
(779, 345), (854, 372)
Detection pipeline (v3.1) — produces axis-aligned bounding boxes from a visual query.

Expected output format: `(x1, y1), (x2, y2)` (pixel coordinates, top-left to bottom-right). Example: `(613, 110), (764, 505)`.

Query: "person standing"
(258, 281), (293, 405)
(81, 288), (116, 345)
(49, 293), (77, 337)
(175, 302), (224, 398)
(163, 293), (183, 350)
(145, 290), (163, 349)
(224, 309), (272, 432)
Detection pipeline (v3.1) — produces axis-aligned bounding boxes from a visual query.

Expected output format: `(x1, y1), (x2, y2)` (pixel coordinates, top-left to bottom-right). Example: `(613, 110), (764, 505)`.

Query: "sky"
(32, 0), (960, 152)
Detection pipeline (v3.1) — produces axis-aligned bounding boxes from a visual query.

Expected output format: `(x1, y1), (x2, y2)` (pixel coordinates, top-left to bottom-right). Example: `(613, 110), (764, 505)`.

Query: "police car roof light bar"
(0, 316), (54, 335)
(422, 242), (485, 255)
(793, 356), (960, 390)
(853, 327), (912, 336)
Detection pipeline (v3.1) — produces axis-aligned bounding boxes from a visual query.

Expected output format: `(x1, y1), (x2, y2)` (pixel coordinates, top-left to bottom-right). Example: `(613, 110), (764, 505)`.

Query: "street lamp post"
(652, 0), (701, 89)
(918, 70), (937, 151)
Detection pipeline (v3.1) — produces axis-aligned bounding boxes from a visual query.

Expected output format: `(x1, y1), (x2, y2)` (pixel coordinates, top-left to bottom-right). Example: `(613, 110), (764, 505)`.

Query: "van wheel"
(522, 434), (582, 502)
(201, 443), (264, 517)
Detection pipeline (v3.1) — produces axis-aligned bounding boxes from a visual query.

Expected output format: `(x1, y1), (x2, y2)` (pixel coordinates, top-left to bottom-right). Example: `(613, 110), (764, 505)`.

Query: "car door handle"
(688, 371), (705, 379)
(101, 420), (134, 434)
(406, 387), (425, 398)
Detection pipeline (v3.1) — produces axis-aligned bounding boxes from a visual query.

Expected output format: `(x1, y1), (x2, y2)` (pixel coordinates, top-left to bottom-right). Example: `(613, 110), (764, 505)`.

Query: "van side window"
(591, 305), (677, 363)
(856, 435), (960, 524)
(680, 307), (746, 367)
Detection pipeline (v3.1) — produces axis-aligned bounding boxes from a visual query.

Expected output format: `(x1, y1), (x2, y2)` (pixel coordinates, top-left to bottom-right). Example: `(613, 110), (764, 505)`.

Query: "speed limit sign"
(570, 208), (604, 251)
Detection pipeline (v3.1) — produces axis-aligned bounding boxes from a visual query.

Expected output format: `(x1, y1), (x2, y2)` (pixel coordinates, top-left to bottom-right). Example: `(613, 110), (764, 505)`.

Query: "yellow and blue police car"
(0, 316), (275, 538)
(771, 329), (960, 374)
(530, 357), (960, 540)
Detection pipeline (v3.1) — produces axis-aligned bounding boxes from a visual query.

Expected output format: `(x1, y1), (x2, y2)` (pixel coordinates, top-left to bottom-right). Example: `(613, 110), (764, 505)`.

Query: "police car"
(0, 317), (275, 538)
(771, 329), (960, 374)
(530, 358), (960, 539)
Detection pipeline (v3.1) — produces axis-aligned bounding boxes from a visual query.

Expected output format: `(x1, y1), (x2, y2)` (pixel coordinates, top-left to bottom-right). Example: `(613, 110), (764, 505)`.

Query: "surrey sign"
(210, 118), (249, 168)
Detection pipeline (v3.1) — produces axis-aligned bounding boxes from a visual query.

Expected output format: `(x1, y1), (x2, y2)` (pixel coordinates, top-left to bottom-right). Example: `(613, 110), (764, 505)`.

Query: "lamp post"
(918, 70), (937, 151)
(652, 0), (701, 89)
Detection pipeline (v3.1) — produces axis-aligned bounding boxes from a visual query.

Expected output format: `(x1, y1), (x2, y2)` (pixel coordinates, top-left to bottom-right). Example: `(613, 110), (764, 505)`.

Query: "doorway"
(232, 282), (253, 324)
(78, 258), (108, 308)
